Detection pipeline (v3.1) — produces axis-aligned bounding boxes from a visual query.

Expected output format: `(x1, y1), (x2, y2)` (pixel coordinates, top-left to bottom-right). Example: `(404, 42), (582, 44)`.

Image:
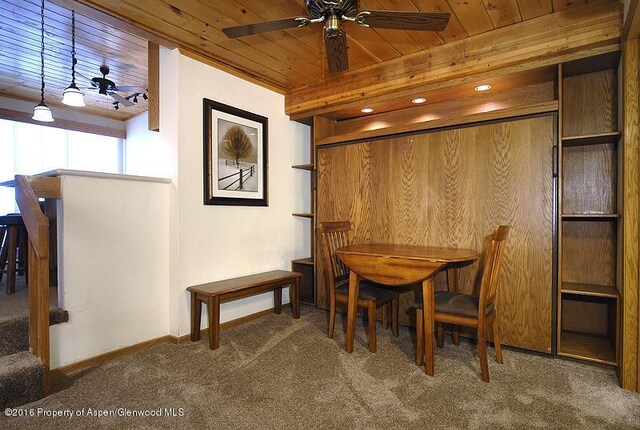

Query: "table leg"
(274, 287), (282, 314)
(422, 278), (435, 376)
(447, 266), (460, 346)
(345, 270), (360, 353)
(190, 292), (202, 342)
(291, 279), (300, 319)
(208, 295), (221, 350)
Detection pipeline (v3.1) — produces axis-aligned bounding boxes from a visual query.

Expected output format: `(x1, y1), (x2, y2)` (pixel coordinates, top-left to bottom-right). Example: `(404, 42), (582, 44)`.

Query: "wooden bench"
(187, 270), (302, 350)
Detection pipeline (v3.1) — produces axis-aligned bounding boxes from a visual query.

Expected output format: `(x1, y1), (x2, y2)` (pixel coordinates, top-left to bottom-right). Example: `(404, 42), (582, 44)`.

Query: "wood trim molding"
(172, 306), (287, 344)
(0, 108), (126, 139)
(50, 335), (173, 378)
(286, 1), (621, 119)
(622, 37), (640, 392)
(148, 41), (160, 132)
(624, 0), (640, 40)
(50, 305), (286, 377)
(316, 101), (558, 146)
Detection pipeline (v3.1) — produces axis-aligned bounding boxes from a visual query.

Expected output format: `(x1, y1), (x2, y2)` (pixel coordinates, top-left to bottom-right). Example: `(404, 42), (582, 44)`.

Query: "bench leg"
(208, 295), (220, 350)
(274, 287), (282, 314)
(190, 292), (202, 342)
(291, 279), (300, 319)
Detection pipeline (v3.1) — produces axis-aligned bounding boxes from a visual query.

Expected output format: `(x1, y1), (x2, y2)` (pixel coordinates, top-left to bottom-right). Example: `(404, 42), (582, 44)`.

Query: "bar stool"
(0, 213), (28, 294)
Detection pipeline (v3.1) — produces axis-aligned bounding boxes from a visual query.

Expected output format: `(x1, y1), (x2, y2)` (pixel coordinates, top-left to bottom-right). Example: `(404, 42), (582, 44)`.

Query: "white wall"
(50, 174), (171, 368)
(159, 50), (311, 336)
(124, 112), (168, 177)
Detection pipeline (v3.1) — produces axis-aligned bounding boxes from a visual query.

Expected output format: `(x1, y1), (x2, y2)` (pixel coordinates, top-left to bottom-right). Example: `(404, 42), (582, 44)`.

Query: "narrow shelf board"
(292, 213), (314, 218)
(558, 330), (616, 366)
(291, 257), (315, 266)
(561, 213), (619, 220)
(561, 282), (620, 299)
(561, 132), (621, 147)
(292, 164), (315, 171)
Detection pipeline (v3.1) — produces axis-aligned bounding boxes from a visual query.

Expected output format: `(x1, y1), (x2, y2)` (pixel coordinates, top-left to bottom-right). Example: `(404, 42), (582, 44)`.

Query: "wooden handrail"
(13, 175), (61, 393)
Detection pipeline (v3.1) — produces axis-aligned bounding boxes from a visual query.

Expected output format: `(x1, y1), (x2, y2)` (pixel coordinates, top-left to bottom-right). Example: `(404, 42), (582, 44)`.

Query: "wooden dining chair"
(320, 221), (399, 352)
(415, 225), (510, 382)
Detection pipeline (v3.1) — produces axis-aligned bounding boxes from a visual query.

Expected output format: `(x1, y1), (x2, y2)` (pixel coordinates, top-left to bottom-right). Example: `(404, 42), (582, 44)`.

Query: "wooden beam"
(0, 108), (126, 139)
(285, 0), (622, 119)
(622, 37), (640, 392)
(624, 0), (640, 39)
(148, 41), (159, 132)
(316, 100), (558, 145)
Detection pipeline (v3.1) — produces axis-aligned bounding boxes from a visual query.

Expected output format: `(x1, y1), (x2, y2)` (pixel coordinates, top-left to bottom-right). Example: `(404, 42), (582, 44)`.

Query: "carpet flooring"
(0, 306), (638, 430)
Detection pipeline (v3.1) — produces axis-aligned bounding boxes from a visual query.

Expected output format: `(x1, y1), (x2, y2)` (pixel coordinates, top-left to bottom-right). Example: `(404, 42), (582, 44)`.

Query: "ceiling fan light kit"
(62, 10), (85, 108)
(33, 0), (54, 122)
(222, 0), (450, 74)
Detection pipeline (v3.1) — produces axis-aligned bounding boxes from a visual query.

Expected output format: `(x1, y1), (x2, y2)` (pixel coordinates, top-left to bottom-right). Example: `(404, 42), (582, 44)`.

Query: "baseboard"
(50, 335), (173, 378)
(51, 305), (286, 377)
(171, 305), (287, 344)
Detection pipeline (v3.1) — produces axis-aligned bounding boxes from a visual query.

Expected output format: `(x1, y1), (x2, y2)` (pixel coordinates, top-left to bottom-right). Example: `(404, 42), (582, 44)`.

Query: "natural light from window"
(0, 119), (123, 214)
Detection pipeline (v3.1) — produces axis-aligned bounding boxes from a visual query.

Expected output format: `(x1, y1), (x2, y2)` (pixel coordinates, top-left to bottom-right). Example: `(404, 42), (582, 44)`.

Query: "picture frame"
(203, 98), (268, 206)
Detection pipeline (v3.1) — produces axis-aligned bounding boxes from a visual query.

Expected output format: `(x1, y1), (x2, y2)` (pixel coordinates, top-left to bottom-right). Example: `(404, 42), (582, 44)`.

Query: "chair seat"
(414, 291), (494, 318)
(336, 281), (397, 301)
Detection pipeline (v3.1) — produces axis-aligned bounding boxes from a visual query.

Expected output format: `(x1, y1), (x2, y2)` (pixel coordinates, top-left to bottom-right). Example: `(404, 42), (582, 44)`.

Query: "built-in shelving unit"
(291, 136), (316, 305)
(557, 53), (621, 367)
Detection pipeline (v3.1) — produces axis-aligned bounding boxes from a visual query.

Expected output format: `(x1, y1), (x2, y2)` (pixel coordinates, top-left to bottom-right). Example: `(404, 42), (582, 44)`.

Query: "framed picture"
(203, 98), (268, 206)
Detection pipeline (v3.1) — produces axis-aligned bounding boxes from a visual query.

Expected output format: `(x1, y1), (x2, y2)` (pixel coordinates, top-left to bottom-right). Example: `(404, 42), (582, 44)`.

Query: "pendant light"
(32, 0), (54, 122)
(61, 10), (85, 107)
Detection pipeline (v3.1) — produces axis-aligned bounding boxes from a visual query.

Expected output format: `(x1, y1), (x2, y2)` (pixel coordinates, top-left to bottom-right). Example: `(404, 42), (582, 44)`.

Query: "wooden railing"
(14, 175), (61, 392)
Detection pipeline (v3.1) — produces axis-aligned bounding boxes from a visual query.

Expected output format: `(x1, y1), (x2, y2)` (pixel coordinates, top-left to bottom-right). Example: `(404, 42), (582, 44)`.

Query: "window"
(0, 119), (123, 214)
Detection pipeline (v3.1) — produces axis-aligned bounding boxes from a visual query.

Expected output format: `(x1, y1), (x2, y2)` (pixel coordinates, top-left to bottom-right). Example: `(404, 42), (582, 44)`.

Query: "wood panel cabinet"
(316, 115), (555, 353)
(557, 55), (621, 366)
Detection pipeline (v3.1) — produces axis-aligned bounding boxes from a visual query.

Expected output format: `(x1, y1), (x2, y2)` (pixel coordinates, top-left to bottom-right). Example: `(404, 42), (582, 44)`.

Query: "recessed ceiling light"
(412, 97), (427, 104)
(361, 108), (374, 113)
(474, 84), (492, 92)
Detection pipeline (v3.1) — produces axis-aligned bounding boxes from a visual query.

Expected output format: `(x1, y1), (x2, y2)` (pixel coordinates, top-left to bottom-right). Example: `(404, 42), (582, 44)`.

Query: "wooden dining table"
(335, 243), (480, 376)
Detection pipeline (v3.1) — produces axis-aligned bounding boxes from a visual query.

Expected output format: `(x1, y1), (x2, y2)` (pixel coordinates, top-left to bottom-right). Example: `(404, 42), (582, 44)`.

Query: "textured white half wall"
(50, 173), (171, 368)
(158, 50), (311, 336)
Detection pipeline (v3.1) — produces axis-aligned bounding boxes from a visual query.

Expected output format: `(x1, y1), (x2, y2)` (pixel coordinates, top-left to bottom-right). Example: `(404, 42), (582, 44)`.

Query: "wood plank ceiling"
(0, 0), (618, 122)
(63, 0), (592, 94)
(0, 0), (148, 121)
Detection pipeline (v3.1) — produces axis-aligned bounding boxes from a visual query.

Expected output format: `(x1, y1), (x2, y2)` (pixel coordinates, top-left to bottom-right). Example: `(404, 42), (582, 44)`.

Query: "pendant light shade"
(33, 0), (54, 122)
(62, 84), (85, 107)
(32, 103), (54, 122)
(62, 10), (85, 107)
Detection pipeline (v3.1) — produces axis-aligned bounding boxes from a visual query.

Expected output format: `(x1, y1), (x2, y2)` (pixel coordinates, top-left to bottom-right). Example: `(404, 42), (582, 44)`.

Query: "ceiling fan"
(80, 65), (147, 109)
(222, 0), (450, 73)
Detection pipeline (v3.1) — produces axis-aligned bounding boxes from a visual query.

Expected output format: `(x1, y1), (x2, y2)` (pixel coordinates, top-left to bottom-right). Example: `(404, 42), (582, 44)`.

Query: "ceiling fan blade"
(108, 92), (135, 107)
(114, 86), (147, 92)
(222, 17), (306, 38)
(325, 30), (349, 74)
(356, 11), (450, 31)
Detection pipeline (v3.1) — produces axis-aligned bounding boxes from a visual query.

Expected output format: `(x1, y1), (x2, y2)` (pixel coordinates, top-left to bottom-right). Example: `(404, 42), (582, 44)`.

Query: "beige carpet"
(1, 306), (638, 430)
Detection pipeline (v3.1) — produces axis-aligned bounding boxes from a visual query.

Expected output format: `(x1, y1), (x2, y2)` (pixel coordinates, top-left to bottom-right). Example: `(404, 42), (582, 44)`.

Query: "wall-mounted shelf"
(561, 131), (621, 147)
(561, 282), (619, 299)
(292, 164), (315, 171)
(291, 257), (314, 266)
(561, 213), (619, 221)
